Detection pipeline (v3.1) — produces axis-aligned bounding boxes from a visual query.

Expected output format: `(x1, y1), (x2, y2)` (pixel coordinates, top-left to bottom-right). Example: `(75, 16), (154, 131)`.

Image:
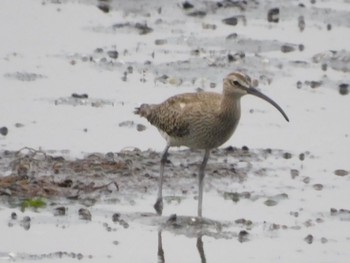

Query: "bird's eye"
(232, 80), (241, 86)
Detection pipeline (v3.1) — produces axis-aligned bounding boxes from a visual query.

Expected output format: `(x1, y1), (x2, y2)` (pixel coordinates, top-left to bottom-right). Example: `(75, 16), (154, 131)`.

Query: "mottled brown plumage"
(135, 72), (289, 217)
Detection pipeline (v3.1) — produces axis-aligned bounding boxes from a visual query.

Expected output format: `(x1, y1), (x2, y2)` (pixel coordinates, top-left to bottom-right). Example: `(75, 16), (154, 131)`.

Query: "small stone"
(264, 199), (278, 206)
(321, 237), (328, 244)
(304, 234), (313, 244)
(107, 50), (118, 59)
(0, 127), (8, 136)
(327, 24), (332, 31)
(15, 123), (24, 128)
(209, 82), (216, 89)
(297, 81), (302, 89)
(321, 63), (328, 71)
(238, 230), (249, 243)
(155, 39), (167, 45)
(54, 206), (66, 216)
(303, 177), (310, 184)
(298, 16), (305, 31)
(228, 52), (245, 62)
(127, 66), (133, 74)
(242, 145), (249, 152)
(267, 8), (279, 23)
(182, 1), (194, 9)
(283, 152), (292, 159)
(312, 184), (323, 191)
(334, 169), (349, 176)
(339, 83), (349, 95)
(97, 3), (110, 13)
(222, 16), (238, 26)
(11, 212), (17, 220)
(187, 11), (206, 17)
(112, 213), (121, 222)
(298, 44), (304, 51)
(299, 153), (305, 161)
(136, 124), (146, 132)
(310, 81), (322, 88)
(281, 45), (295, 53)
(78, 208), (92, 221)
(71, 93), (88, 99)
(290, 169), (299, 179)
(330, 208), (337, 215)
(226, 33), (238, 40)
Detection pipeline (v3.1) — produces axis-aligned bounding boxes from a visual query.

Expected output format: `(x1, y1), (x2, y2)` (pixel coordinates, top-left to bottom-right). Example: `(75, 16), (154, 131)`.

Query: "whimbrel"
(135, 72), (289, 218)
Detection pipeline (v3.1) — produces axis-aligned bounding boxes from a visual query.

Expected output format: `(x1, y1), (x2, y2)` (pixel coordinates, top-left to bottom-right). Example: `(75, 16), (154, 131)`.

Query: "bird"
(134, 71), (289, 218)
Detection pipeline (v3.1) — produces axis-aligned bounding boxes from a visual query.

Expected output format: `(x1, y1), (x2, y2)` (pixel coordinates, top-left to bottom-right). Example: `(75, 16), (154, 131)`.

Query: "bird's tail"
(134, 104), (151, 117)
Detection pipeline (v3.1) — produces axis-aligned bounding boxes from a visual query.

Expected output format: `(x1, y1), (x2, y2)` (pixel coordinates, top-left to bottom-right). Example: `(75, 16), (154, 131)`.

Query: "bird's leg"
(154, 145), (170, 215)
(198, 149), (210, 218)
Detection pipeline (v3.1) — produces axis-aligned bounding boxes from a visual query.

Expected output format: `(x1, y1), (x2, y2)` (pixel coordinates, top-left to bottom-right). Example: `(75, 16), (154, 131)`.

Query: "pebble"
(321, 63), (328, 71)
(299, 153), (305, 161)
(310, 81), (322, 88)
(112, 213), (121, 222)
(97, 2), (110, 13)
(283, 152), (292, 159)
(339, 83), (349, 95)
(11, 212), (17, 220)
(182, 1), (194, 9)
(155, 39), (167, 45)
(296, 81), (302, 89)
(290, 169), (299, 179)
(267, 8), (279, 23)
(136, 124), (146, 132)
(228, 52), (245, 62)
(312, 184), (323, 191)
(0, 127), (8, 136)
(54, 206), (66, 216)
(304, 234), (313, 244)
(281, 45), (295, 53)
(107, 50), (118, 59)
(78, 208), (92, 220)
(334, 169), (349, 176)
(222, 16), (238, 26)
(264, 199), (278, 206)
(71, 93), (88, 99)
(298, 16), (305, 31)
(303, 177), (310, 184)
(327, 24), (332, 31)
(238, 230), (249, 243)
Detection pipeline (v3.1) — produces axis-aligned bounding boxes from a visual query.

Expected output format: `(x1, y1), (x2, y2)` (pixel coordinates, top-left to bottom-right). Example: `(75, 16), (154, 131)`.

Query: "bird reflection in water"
(157, 230), (206, 263)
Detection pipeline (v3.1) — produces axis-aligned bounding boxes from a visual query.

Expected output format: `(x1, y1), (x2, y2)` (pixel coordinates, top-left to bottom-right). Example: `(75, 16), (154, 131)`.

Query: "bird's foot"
(154, 198), (163, 215)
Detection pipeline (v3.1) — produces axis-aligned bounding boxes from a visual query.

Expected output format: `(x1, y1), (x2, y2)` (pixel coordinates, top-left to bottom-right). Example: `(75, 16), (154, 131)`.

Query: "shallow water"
(0, 0), (350, 262)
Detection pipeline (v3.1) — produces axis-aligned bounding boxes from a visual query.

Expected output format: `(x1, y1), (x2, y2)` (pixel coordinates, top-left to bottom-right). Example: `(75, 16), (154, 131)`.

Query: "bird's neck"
(220, 93), (242, 120)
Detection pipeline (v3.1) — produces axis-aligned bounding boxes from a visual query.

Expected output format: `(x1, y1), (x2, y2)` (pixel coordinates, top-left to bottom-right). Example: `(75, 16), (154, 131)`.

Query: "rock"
(71, 93), (88, 99)
(155, 39), (167, 45)
(264, 199), (278, 206)
(281, 45), (295, 53)
(312, 184), (323, 191)
(339, 83), (349, 95)
(112, 213), (121, 222)
(304, 234), (313, 244)
(107, 50), (118, 59)
(0, 127), (8, 136)
(182, 1), (194, 9)
(238, 230), (249, 243)
(334, 169), (349, 176)
(267, 8), (279, 23)
(290, 169), (299, 179)
(54, 206), (66, 216)
(97, 2), (110, 13)
(298, 16), (305, 31)
(78, 208), (92, 220)
(283, 152), (292, 159)
(222, 16), (238, 26)
(136, 124), (146, 132)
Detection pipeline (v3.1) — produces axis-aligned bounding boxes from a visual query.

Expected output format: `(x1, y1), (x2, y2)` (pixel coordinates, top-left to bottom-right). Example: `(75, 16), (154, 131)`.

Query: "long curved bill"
(247, 87), (289, 122)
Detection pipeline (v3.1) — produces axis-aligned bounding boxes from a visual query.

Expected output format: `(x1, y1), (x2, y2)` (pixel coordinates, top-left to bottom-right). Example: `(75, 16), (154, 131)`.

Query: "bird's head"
(224, 72), (289, 122)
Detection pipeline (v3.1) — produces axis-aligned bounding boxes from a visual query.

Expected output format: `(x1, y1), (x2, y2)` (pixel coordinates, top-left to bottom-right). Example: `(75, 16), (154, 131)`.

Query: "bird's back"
(135, 92), (240, 149)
